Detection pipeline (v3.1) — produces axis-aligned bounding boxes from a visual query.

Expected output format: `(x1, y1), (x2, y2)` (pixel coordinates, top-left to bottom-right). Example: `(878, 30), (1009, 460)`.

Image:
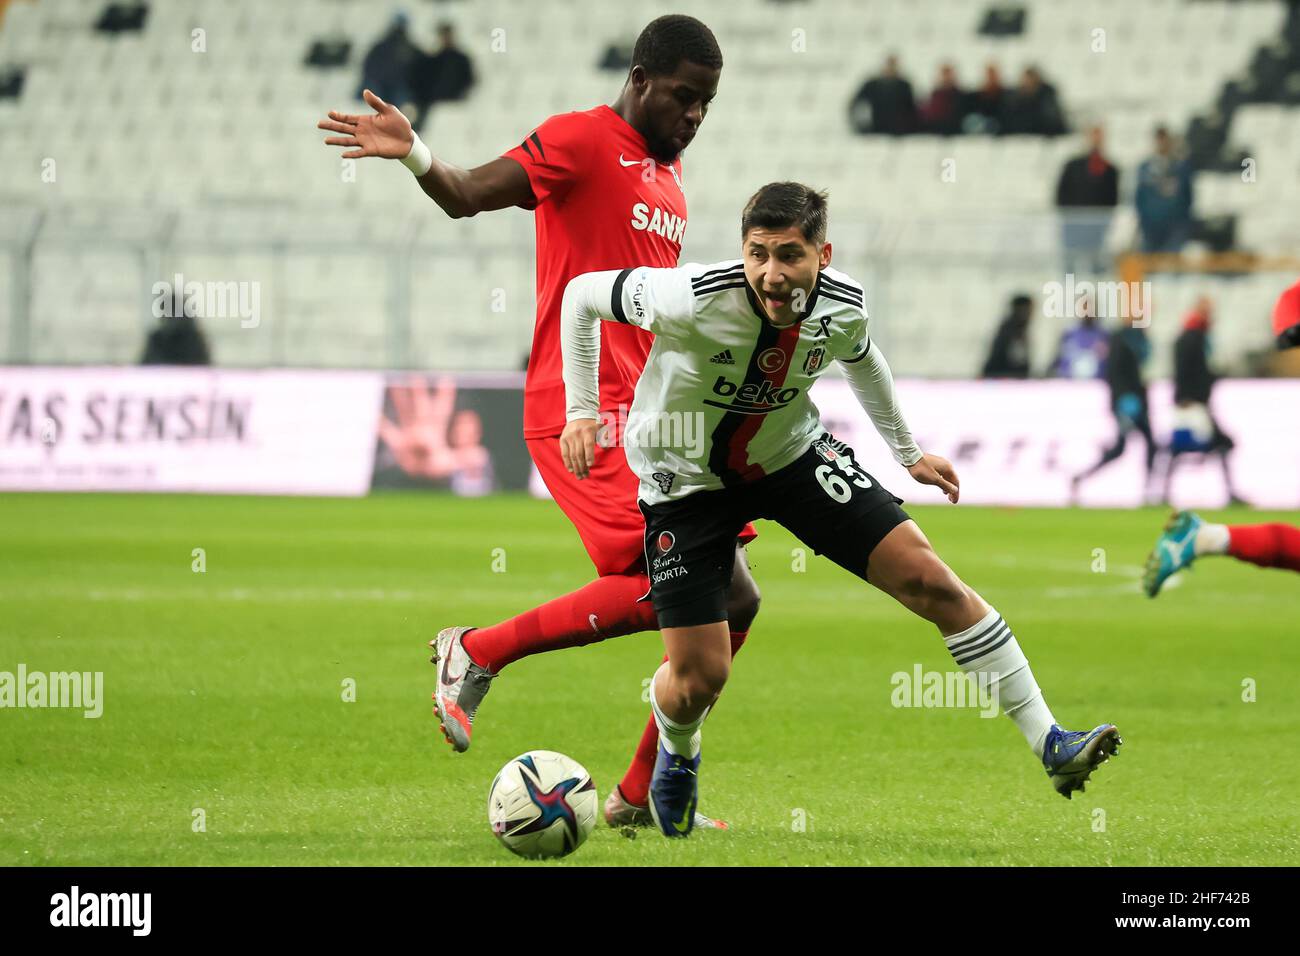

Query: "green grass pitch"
(1, 492), (1297, 866)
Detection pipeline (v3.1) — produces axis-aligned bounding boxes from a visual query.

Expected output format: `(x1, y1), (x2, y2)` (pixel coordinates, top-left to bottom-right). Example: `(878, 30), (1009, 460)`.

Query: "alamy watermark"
(1042, 274), (1152, 327)
(50, 886), (150, 935)
(891, 665), (1000, 718)
(151, 272), (261, 328)
(597, 405), (706, 460)
(0, 664), (103, 718)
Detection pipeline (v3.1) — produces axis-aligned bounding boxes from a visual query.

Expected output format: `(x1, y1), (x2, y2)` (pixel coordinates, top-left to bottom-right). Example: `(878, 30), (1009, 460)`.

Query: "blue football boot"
(648, 742), (700, 838)
(1042, 723), (1122, 799)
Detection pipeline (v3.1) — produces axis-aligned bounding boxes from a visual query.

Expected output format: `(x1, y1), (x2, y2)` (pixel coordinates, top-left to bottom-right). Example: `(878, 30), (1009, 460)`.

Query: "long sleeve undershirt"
(560, 270), (620, 422)
(841, 340), (924, 467)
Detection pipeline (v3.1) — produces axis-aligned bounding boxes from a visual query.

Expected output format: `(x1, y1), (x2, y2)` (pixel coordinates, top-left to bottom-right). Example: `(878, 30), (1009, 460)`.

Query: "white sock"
(649, 663), (705, 759)
(943, 608), (1056, 758)
(1195, 522), (1230, 556)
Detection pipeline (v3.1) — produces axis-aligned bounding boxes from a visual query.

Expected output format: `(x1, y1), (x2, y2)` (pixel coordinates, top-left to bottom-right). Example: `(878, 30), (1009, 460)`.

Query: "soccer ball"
(487, 750), (598, 858)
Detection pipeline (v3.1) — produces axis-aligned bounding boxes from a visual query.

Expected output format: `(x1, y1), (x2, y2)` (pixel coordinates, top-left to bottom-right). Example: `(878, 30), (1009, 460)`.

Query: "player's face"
(631, 61), (720, 161)
(742, 226), (832, 327)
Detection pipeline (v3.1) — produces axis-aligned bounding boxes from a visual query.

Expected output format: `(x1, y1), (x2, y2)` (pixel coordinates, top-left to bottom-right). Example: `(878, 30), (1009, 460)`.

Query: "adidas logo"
(710, 349), (735, 365)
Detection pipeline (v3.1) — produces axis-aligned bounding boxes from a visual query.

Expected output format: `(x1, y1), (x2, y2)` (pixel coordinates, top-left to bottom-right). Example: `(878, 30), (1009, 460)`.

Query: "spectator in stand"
(1052, 294), (1109, 379)
(1001, 66), (1066, 136)
(1135, 125), (1195, 253)
(981, 293), (1034, 379)
(920, 63), (966, 136)
(357, 13), (421, 113)
(964, 63), (1006, 133)
(141, 314), (211, 366)
(849, 54), (917, 135)
(410, 22), (477, 133)
(1056, 124), (1120, 274)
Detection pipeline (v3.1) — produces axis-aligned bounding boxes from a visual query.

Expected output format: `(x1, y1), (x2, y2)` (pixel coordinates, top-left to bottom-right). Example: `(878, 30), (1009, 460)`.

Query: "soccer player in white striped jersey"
(558, 182), (1121, 837)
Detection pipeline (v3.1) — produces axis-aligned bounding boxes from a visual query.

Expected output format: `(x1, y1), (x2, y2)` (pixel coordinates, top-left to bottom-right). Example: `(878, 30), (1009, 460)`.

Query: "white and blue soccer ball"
(488, 750), (598, 858)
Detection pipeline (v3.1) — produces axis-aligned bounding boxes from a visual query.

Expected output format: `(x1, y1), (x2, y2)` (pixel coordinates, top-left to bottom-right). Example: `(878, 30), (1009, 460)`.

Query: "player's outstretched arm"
(318, 89), (414, 159)
(318, 89), (532, 218)
(841, 340), (960, 503)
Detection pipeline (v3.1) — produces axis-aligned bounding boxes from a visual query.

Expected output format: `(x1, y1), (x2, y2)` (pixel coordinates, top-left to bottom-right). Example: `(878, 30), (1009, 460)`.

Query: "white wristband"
(400, 132), (433, 176)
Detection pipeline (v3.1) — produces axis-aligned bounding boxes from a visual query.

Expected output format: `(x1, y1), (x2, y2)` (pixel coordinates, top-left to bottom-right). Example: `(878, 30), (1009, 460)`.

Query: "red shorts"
(528, 430), (757, 577)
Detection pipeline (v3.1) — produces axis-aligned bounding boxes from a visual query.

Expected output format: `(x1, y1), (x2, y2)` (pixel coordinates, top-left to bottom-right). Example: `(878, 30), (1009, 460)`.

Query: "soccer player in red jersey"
(1143, 279), (1300, 595)
(319, 16), (756, 827)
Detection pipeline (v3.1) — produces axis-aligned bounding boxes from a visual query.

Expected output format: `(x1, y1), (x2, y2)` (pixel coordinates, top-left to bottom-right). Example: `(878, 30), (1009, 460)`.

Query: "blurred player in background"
(1070, 315), (1156, 503)
(319, 15), (753, 828)
(1144, 279), (1300, 596)
(1160, 297), (1243, 505)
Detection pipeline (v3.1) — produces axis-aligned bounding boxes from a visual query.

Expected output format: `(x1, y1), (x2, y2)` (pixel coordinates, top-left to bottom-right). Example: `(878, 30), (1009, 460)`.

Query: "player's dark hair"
(741, 182), (829, 245)
(631, 15), (723, 77)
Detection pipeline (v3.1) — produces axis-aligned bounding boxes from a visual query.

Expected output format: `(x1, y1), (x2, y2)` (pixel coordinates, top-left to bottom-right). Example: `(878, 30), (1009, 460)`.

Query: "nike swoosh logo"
(618, 154), (642, 167)
(672, 806), (691, 832)
(1160, 539), (1183, 565)
(440, 656), (464, 686)
(588, 613), (602, 636)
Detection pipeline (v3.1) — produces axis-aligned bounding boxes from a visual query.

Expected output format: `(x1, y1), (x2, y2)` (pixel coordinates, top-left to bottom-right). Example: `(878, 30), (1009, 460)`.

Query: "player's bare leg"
(607, 543), (757, 829)
(646, 619), (731, 837)
(864, 520), (988, 633)
(865, 520), (1121, 798)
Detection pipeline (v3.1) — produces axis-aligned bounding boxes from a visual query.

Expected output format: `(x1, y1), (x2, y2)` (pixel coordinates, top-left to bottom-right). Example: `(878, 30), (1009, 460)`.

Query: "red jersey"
(1274, 279), (1300, 340)
(503, 105), (687, 438)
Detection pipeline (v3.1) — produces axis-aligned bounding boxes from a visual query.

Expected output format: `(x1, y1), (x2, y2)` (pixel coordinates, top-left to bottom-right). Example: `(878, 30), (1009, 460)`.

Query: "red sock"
(461, 573), (658, 673)
(618, 706), (661, 808)
(618, 630), (750, 807)
(1228, 523), (1300, 572)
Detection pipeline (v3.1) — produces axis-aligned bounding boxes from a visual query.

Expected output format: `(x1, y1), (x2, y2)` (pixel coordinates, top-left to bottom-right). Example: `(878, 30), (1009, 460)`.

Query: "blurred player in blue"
(1070, 314), (1156, 503)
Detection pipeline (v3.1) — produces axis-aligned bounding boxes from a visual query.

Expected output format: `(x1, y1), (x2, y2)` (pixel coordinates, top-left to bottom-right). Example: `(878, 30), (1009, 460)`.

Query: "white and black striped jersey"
(562, 259), (920, 505)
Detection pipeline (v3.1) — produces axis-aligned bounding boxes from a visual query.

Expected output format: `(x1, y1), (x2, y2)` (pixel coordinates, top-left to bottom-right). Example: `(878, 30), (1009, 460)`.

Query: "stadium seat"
(0, 0), (1295, 374)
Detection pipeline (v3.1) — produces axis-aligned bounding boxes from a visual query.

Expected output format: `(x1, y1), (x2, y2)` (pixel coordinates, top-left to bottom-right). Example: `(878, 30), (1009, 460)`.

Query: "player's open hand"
(560, 419), (601, 480)
(907, 453), (960, 503)
(317, 89), (415, 160)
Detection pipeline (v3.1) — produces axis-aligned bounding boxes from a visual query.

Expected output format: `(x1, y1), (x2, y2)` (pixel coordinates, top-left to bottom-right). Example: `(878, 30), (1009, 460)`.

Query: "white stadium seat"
(0, 0), (1294, 373)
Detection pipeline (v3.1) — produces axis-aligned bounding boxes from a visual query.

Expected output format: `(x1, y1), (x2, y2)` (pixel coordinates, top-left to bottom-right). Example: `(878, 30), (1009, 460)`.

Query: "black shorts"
(639, 434), (910, 628)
